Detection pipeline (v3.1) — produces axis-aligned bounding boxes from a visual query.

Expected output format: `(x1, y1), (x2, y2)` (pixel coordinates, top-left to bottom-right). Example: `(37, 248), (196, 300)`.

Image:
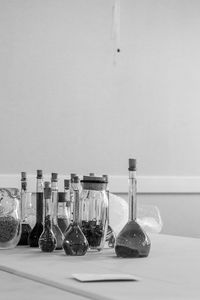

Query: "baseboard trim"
(0, 174), (200, 194)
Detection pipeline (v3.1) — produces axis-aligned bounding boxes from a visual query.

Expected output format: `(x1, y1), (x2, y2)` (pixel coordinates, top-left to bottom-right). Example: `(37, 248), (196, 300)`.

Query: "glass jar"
(79, 176), (108, 251)
(0, 188), (21, 249)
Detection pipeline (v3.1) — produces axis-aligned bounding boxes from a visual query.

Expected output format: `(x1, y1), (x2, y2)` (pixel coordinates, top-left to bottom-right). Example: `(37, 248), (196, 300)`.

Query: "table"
(0, 234), (200, 300)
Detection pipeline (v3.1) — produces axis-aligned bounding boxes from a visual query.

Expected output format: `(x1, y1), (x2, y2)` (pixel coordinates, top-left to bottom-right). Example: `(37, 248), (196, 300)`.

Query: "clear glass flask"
(103, 174), (116, 248)
(39, 182), (57, 252)
(18, 172), (31, 245)
(63, 176), (88, 256)
(115, 159), (151, 258)
(28, 170), (44, 247)
(51, 173), (64, 250)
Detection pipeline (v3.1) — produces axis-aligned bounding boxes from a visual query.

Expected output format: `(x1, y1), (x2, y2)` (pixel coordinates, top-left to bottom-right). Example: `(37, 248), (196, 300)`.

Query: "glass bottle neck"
(43, 197), (53, 230)
(21, 181), (27, 193)
(51, 181), (58, 191)
(36, 192), (43, 223)
(128, 170), (137, 221)
(52, 190), (58, 224)
(37, 178), (43, 193)
(20, 180), (27, 221)
(73, 190), (79, 224)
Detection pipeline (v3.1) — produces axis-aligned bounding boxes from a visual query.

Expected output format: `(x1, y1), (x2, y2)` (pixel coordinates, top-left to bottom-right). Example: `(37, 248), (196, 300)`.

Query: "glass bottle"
(39, 182), (57, 252)
(18, 172), (32, 245)
(63, 176), (88, 256)
(51, 173), (64, 250)
(103, 175), (116, 248)
(79, 175), (108, 251)
(57, 187), (70, 234)
(0, 188), (21, 249)
(28, 170), (44, 247)
(115, 159), (151, 258)
(69, 173), (76, 223)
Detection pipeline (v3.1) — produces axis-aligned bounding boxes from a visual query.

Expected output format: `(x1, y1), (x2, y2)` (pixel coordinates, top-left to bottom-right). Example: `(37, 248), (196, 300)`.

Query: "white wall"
(1, 0), (200, 175)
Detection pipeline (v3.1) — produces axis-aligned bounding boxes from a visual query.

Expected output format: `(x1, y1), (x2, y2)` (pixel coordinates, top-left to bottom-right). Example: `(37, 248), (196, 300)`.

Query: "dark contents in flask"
(18, 223), (31, 245)
(39, 215), (56, 252)
(28, 222), (43, 247)
(81, 220), (103, 248)
(115, 220), (151, 258)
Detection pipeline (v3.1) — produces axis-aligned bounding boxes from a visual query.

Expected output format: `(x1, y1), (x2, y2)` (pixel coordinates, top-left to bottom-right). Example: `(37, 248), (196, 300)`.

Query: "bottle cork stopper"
(58, 192), (66, 202)
(64, 179), (70, 190)
(128, 158), (137, 171)
(51, 172), (58, 182)
(73, 175), (79, 184)
(44, 181), (51, 188)
(70, 173), (77, 183)
(21, 172), (26, 181)
(37, 170), (43, 178)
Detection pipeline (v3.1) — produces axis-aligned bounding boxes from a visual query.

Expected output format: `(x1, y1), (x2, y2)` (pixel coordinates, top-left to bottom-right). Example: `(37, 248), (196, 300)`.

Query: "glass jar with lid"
(0, 188), (21, 249)
(79, 176), (108, 251)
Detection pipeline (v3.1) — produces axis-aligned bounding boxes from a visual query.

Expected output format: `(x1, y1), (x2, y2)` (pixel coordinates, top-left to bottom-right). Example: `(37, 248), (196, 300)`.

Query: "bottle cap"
(128, 158), (137, 171)
(21, 172), (26, 181)
(89, 173), (95, 176)
(44, 187), (51, 199)
(64, 179), (70, 190)
(58, 192), (66, 202)
(82, 175), (106, 183)
(44, 181), (51, 189)
(73, 175), (79, 184)
(51, 173), (58, 182)
(37, 170), (43, 179)
(81, 175), (107, 191)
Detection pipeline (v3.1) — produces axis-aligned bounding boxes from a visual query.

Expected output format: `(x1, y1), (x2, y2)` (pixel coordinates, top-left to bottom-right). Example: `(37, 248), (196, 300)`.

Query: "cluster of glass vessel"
(0, 159), (151, 260)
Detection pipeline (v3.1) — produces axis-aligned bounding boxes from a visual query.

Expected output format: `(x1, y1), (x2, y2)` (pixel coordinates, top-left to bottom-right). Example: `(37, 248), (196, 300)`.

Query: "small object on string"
(111, 0), (121, 65)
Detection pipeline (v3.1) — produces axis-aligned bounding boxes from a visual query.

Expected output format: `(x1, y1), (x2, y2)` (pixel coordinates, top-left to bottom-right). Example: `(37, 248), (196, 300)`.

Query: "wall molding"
(0, 174), (200, 194)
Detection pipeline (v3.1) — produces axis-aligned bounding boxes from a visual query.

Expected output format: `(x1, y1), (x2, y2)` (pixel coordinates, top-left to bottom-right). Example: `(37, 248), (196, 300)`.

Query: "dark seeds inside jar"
(81, 220), (103, 248)
(0, 215), (19, 242)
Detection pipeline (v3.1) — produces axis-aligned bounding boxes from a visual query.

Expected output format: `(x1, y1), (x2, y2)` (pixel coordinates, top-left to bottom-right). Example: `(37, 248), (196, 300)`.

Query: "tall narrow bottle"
(51, 173), (64, 250)
(56, 180), (71, 234)
(63, 176), (88, 256)
(103, 175), (115, 248)
(39, 182), (57, 252)
(18, 172), (32, 245)
(28, 170), (44, 247)
(69, 173), (76, 223)
(115, 159), (151, 258)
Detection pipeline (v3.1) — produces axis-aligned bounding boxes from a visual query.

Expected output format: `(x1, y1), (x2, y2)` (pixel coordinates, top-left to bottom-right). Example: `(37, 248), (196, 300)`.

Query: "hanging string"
(111, 0), (121, 65)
